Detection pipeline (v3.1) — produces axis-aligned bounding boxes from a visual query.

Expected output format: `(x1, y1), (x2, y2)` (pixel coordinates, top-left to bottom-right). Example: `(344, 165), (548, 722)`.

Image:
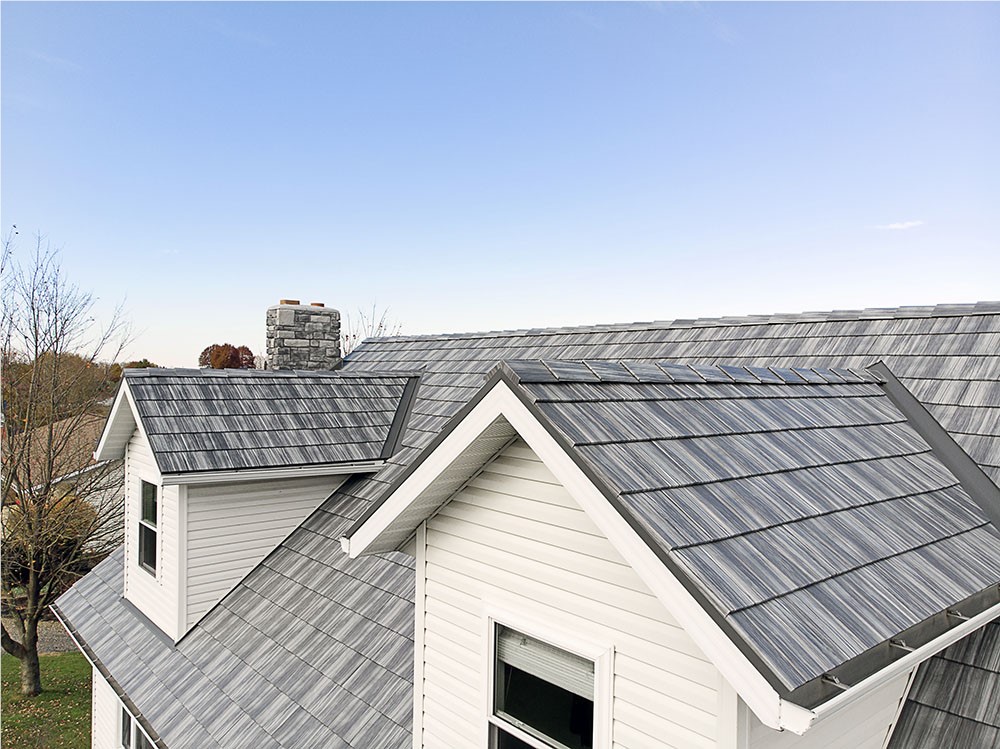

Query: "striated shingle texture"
(55, 302), (1000, 748)
(499, 360), (1000, 693)
(123, 368), (418, 474)
(888, 621), (1000, 749)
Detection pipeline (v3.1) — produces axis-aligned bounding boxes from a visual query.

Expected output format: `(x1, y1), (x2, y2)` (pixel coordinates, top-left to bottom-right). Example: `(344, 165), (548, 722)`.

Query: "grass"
(1, 652), (91, 748)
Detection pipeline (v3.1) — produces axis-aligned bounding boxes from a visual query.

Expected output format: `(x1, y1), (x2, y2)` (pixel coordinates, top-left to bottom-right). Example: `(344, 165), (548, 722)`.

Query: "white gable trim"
(342, 380), (812, 733)
(94, 381), (140, 463)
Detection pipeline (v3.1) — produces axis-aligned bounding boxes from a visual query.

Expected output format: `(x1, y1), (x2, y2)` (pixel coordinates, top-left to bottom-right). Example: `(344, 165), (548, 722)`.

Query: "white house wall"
(184, 475), (345, 629)
(748, 670), (913, 749)
(91, 666), (118, 749)
(122, 428), (181, 639)
(418, 439), (721, 749)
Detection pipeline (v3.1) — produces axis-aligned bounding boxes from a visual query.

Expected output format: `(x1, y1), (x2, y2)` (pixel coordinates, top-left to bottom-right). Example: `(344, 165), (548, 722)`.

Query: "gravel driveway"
(2, 619), (77, 654)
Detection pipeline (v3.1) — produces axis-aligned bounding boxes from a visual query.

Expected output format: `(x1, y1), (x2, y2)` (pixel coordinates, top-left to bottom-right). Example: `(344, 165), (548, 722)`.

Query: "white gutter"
(50, 605), (163, 748)
(776, 601), (1000, 735)
(162, 461), (385, 486)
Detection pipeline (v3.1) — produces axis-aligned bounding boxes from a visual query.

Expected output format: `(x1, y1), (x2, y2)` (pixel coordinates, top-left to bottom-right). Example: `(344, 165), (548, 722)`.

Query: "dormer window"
(138, 481), (157, 575)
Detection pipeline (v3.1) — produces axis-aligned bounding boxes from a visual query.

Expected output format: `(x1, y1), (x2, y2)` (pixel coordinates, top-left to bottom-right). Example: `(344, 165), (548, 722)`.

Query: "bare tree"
(341, 303), (403, 357)
(1, 233), (129, 695)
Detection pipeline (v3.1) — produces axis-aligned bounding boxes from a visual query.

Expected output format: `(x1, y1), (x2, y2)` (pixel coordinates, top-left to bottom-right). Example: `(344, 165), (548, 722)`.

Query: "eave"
(160, 460), (385, 486)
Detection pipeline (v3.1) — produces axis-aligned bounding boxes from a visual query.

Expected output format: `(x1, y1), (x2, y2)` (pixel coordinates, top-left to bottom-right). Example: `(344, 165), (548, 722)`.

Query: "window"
(490, 625), (595, 749)
(121, 707), (155, 749)
(121, 707), (131, 748)
(138, 481), (157, 575)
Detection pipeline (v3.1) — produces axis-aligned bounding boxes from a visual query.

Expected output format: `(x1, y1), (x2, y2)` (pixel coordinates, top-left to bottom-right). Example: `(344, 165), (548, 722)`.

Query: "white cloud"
(876, 220), (925, 231)
(28, 51), (81, 70)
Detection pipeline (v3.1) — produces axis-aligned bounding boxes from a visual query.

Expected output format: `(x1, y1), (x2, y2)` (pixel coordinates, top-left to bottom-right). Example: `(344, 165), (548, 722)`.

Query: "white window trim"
(119, 698), (156, 749)
(137, 480), (159, 577)
(482, 603), (613, 749)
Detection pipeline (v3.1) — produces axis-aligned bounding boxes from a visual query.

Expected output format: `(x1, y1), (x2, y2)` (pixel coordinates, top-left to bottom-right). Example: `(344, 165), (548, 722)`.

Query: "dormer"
(95, 367), (418, 641)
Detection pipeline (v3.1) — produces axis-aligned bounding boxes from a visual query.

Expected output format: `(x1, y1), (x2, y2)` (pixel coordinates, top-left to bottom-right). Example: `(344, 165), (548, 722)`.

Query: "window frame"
(483, 607), (613, 749)
(120, 703), (155, 749)
(137, 480), (158, 576)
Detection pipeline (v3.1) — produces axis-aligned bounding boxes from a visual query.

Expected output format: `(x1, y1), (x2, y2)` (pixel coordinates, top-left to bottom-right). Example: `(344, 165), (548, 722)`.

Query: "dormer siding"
(122, 427), (181, 639)
(184, 475), (346, 629)
(120, 426), (346, 640)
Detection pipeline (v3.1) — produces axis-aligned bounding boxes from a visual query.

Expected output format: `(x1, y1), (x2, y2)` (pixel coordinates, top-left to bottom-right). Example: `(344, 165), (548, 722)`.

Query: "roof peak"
(122, 367), (420, 379)
(352, 301), (1000, 345)
(498, 359), (883, 386)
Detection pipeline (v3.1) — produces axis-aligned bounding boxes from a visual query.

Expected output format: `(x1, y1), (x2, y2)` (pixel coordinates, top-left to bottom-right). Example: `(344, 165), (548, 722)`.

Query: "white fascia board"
(161, 461), (384, 486)
(93, 381), (137, 462)
(343, 384), (513, 557)
(342, 380), (795, 732)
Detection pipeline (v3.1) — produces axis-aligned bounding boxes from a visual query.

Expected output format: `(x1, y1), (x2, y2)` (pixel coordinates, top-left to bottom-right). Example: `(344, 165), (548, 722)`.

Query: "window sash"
(138, 523), (157, 573)
(140, 481), (157, 526)
(496, 626), (594, 701)
(121, 707), (132, 748)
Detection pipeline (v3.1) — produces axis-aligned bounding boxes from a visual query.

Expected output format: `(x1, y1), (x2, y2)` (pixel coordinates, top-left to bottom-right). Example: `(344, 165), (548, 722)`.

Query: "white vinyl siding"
(418, 439), (720, 749)
(184, 475), (344, 629)
(91, 667), (119, 749)
(747, 670), (914, 749)
(122, 428), (181, 640)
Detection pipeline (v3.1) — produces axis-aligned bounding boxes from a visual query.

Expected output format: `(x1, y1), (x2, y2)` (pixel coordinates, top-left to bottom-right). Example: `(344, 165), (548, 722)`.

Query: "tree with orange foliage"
(197, 343), (255, 369)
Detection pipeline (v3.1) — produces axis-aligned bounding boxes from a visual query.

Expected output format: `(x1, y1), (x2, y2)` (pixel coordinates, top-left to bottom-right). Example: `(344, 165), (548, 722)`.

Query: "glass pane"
(121, 708), (131, 748)
(496, 663), (593, 749)
(141, 482), (157, 526)
(496, 727), (536, 749)
(139, 525), (157, 572)
(135, 731), (155, 749)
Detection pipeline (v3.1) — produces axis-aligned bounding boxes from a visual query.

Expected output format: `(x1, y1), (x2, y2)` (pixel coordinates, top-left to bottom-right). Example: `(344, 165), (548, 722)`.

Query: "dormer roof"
(95, 368), (419, 481)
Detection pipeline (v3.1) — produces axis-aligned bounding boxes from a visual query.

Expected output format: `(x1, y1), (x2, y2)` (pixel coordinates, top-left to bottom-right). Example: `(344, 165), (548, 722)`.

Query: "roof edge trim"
(868, 360), (1000, 528)
(50, 603), (167, 749)
(380, 375), (421, 459)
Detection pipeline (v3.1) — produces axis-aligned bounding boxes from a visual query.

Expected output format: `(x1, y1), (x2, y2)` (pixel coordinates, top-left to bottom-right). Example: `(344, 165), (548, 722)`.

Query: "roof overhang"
(343, 369), (1000, 736)
(94, 380), (138, 463)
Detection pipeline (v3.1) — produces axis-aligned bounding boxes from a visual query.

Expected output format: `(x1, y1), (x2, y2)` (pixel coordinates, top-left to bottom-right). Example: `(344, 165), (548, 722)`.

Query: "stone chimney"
(266, 300), (342, 370)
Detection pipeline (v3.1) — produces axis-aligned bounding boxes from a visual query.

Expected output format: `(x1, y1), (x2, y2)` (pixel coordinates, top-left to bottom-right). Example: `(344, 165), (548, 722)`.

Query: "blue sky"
(2, 2), (998, 366)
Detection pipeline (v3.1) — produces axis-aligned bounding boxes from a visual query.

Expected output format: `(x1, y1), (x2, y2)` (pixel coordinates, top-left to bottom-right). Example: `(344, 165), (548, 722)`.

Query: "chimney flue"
(266, 300), (341, 370)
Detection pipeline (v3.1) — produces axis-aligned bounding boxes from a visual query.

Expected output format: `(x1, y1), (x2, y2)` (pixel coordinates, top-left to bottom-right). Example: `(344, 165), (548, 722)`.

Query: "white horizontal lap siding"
(91, 666), (119, 749)
(748, 670), (913, 749)
(123, 429), (180, 639)
(420, 440), (720, 749)
(184, 475), (344, 629)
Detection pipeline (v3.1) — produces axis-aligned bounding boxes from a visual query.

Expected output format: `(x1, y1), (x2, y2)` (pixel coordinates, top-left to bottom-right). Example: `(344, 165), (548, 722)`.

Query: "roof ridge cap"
(348, 301), (1000, 345)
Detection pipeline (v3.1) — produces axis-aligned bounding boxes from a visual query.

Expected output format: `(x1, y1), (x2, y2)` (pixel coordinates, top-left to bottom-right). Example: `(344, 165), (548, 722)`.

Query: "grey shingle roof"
(123, 368), (418, 474)
(888, 621), (1000, 749)
(496, 360), (1000, 696)
(348, 301), (1000, 483)
(56, 302), (1000, 748)
(54, 495), (415, 749)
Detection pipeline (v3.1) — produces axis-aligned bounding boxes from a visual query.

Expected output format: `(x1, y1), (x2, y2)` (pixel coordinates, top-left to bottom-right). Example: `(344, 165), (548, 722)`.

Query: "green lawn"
(1, 652), (91, 749)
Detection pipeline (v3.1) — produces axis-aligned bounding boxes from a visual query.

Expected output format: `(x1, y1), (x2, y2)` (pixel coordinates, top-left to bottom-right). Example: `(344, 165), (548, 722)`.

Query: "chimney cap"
(279, 299), (301, 305)
(310, 302), (325, 308)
